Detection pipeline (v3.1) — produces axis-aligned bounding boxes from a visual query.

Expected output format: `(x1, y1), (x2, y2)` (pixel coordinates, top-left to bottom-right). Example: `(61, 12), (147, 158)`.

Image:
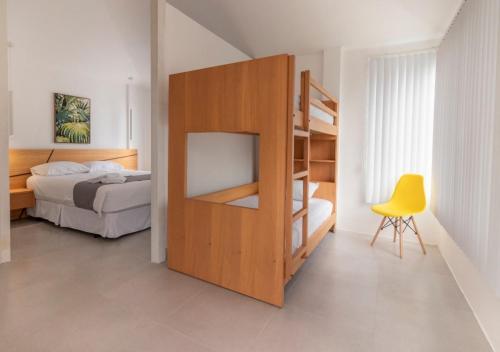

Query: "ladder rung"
(293, 208), (308, 222)
(293, 171), (309, 179)
(294, 129), (309, 138)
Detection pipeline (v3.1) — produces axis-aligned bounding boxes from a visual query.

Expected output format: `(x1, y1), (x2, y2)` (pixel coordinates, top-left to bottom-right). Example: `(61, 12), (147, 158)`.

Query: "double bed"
(27, 170), (151, 238)
(9, 149), (151, 239)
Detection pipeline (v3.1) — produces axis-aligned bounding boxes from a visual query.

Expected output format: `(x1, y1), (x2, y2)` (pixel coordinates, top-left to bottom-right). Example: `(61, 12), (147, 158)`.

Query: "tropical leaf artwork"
(54, 93), (91, 143)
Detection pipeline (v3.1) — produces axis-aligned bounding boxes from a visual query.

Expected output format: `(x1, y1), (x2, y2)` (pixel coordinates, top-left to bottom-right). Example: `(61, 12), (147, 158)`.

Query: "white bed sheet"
(310, 104), (335, 125)
(27, 170), (150, 215)
(28, 199), (150, 238)
(227, 195), (333, 252)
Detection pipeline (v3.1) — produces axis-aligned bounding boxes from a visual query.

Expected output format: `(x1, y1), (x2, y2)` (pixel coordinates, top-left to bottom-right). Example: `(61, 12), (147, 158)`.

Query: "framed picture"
(54, 93), (91, 144)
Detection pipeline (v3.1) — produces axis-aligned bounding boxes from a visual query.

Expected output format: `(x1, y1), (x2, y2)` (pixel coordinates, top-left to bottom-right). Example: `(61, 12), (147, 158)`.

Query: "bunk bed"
(168, 54), (338, 307)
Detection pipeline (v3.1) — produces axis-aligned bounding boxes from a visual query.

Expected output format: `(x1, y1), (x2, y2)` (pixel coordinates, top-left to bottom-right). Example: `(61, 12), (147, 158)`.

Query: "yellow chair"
(370, 174), (426, 258)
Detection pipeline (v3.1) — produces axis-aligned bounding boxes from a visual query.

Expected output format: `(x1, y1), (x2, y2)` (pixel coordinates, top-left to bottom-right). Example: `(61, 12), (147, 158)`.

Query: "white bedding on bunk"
(227, 195), (333, 252)
(294, 95), (335, 126)
(310, 104), (335, 125)
(27, 170), (151, 214)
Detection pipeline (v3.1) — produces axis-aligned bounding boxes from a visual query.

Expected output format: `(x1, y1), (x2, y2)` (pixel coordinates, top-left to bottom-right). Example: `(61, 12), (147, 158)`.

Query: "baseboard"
(437, 226), (499, 352)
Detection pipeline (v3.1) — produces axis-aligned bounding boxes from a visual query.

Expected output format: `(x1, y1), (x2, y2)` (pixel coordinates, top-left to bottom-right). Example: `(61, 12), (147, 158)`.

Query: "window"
(365, 50), (436, 203)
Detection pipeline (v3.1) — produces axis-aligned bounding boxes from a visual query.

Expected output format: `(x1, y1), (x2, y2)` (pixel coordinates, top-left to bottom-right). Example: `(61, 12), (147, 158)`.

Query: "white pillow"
(31, 161), (89, 176)
(293, 180), (319, 201)
(82, 160), (124, 172)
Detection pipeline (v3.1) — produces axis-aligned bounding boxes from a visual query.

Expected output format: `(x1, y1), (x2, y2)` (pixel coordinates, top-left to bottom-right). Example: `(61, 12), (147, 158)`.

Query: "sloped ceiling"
(167, 0), (462, 57)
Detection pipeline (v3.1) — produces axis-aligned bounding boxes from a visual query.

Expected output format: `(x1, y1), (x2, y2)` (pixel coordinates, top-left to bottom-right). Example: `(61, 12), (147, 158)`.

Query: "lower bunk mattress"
(227, 195), (333, 253)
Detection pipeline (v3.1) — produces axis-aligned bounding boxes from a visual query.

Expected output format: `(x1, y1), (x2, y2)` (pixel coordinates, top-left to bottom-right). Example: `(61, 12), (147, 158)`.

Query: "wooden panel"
(313, 182), (336, 205)
(284, 56), (295, 283)
(309, 117), (338, 135)
(9, 149), (138, 189)
(168, 55), (289, 306)
(193, 182), (258, 204)
(311, 163), (335, 182)
(9, 149), (52, 177)
(294, 139), (305, 160)
(310, 98), (337, 117)
(292, 207), (307, 221)
(293, 111), (304, 128)
(10, 189), (35, 210)
(311, 139), (335, 160)
(310, 77), (338, 104)
(291, 245), (307, 275)
(51, 149), (137, 167)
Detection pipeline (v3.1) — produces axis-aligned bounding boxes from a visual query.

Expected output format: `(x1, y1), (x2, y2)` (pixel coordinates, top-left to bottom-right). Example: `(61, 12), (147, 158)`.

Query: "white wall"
(431, 0), (500, 349)
(0, 0), (11, 263)
(7, 0), (151, 168)
(337, 41), (441, 245)
(165, 4), (254, 196)
(187, 133), (256, 197)
(294, 52), (323, 102)
(438, 225), (500, 351)
(150, 3), (251, 257)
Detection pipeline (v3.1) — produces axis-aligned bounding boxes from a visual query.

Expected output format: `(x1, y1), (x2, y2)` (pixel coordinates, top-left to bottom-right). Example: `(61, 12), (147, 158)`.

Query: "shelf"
(311, 159), (335, 163)
(293, 171), (309, 179)
(294, 159), (335, 163)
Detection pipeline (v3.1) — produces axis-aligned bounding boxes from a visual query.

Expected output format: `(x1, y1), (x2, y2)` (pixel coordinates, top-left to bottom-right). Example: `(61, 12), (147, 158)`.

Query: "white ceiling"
(166, 0), (462, 57)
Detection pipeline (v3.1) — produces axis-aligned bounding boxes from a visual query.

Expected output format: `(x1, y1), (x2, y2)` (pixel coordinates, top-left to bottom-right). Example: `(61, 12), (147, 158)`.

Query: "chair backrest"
(390, 174), (426, 213)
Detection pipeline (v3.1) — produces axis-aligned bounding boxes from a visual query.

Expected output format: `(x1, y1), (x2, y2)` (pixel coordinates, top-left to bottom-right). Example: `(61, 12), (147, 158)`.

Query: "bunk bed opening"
(186, 131), (260, 209)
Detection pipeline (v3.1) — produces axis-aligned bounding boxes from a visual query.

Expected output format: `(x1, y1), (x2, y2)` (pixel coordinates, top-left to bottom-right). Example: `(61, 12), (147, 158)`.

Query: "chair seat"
(371, 202), (421, 217)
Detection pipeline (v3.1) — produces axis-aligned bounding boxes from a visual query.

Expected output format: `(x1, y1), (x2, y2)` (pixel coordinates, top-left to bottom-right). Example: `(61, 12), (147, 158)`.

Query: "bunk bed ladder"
(290, 70), (311, 276)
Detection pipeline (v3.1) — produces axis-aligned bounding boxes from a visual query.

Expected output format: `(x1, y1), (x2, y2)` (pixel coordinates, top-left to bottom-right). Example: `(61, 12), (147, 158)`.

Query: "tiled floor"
(0, 219), (492, 352)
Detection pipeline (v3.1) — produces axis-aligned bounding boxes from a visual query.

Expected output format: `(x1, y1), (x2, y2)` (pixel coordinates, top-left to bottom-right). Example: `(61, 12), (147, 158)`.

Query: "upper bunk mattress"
(310, 104), (334, 125)
(227, 195), (333, 252)
(27, 170), (151, 214)
(294, 94), (335, 126)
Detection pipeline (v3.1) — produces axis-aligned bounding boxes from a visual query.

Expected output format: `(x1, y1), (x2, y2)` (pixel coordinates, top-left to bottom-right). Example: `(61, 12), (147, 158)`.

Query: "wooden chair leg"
(393, 218), (397, 242)
(370, 216), (386, 246)
(398, 217), (403, 259)
(411, 216), (427, 255)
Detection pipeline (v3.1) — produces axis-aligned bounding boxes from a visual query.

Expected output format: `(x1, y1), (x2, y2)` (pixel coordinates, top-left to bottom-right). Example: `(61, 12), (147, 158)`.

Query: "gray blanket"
(73, 174), (150, 211)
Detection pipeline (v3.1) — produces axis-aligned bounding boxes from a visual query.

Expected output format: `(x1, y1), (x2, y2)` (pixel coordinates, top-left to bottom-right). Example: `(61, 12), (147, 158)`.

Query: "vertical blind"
(433, 0), (500, 292)
(365, 51), (436, 203)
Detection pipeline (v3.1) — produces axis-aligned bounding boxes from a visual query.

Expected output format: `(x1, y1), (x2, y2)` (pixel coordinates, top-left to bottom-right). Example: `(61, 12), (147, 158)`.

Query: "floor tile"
(167, 285), (277, 352)
(0, 221), (492, 352)
(250, 306), (373, 352)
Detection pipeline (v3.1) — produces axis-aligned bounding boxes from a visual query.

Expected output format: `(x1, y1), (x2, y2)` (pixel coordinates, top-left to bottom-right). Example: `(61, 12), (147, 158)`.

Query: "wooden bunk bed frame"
(168, 54), (338, 307)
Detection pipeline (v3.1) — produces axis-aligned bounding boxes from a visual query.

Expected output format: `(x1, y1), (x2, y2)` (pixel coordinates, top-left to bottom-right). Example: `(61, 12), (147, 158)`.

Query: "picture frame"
(54, 93), (91, 144)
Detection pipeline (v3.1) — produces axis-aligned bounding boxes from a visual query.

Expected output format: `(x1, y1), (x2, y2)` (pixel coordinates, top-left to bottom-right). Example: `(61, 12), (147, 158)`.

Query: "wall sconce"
(8, 42), (13, 136)
(126, 77), (133, 149)
(8, 90), (13, 136)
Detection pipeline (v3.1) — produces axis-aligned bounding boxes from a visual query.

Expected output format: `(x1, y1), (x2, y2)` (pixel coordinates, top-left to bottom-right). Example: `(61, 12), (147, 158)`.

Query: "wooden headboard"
(9, 149), (138, 190)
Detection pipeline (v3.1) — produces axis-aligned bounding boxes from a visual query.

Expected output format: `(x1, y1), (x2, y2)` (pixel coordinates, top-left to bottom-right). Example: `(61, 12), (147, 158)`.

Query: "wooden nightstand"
(10, 188), (36, 219)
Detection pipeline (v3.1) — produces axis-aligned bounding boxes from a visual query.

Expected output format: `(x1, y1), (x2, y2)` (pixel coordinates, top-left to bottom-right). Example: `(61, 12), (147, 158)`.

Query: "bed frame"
(168, 54), (338, 306)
